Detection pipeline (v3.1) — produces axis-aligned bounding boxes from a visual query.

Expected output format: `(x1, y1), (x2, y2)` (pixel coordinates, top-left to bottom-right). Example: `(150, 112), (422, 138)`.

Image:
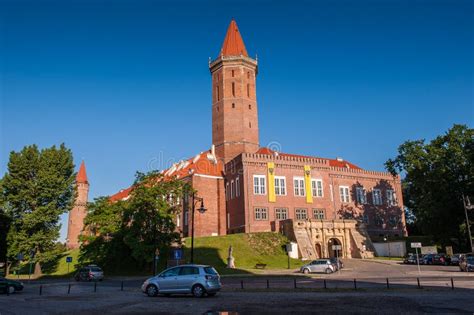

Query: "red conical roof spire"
(76, 161), (88, 184)
(220, 19), (248, 57)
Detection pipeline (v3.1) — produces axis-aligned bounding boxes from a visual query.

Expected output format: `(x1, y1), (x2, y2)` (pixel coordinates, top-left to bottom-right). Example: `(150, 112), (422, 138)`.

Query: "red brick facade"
(104, 19), (407, 240)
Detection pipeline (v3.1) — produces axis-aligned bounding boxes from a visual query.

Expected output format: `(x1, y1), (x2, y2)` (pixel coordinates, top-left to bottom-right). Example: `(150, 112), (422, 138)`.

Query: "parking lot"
(1, 259), (473, 314)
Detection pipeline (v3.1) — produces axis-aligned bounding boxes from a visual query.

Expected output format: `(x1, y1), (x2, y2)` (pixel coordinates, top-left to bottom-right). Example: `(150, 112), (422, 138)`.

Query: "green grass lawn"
(182, 232), (304, 274)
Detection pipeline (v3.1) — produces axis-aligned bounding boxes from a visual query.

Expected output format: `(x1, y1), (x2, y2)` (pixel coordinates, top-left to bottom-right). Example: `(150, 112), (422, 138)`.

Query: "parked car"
(0, 277), (24, 294)
(300, 259), (336, 274)
(141, 265), (221, 298)
(459, 253), (474, 272)
(329, 258), (344, 270)
(74, 265), (104, 281)
(404, 253), (421, 264)
(450, 254), (462, 266)
(434, 254), (451, 266)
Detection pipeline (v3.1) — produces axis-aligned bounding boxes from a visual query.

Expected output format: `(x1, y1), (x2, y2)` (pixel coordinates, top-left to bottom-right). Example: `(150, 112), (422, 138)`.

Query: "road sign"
(411, 242), (422, 248)
(66, 256), (73, 263)
(332, 245), (342, 250)
(173, 249), (183, 260)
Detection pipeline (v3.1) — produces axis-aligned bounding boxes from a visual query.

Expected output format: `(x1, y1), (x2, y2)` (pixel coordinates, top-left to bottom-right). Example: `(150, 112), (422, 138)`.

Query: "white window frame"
(275, 208), (288, 220)
(253, 175), (266, 195)
(236, 176), (240, 197)
(176, 213), (180, 227)
(184, 211), (189, 225)
(356, 187), (367, 204)
(274, 176), (287, 196)
(339, 186), (350, 203)
(386, 189), (396, 206)
(313, 208), (325, 220)
(293, 177), (305, 197)
(372, 189), (383, 205)
(311, 179), (324, 197)
(230, 180), (235, 199)
(295, 208), (308, 220)
(254, 207), (268, 220)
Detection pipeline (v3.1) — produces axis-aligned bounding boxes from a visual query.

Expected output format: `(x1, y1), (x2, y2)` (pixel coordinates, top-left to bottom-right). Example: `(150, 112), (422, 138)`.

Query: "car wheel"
(207, 292), (217, 297)
(192, 284), (205, 298)
(146, 285), (158, 297)
(75, 276), (80, 282)
(7, 286), (15, 294)
(325, 268), (332, 274)
(303, 268), (310, 274)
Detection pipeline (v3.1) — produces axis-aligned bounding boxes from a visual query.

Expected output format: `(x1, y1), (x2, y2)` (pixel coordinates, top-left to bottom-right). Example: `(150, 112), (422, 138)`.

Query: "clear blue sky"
(1, 0), (473, 241)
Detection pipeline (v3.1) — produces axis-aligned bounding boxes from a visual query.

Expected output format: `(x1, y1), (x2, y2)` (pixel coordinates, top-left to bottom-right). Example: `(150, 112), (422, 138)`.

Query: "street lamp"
(190, 192), (206, 264)
(384, 235), (391, 257)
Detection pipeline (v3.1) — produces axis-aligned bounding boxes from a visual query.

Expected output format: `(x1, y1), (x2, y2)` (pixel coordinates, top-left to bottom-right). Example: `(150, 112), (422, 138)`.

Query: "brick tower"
(66, 161), (89, 249)
(210, 19), (260, 163)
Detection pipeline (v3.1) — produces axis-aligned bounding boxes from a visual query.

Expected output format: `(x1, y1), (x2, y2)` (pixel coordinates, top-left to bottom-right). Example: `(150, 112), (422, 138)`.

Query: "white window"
(313, 208), (325, 219)
(176, 214), (180, 227)
(230, 180), (235, 199)
(311, 179), (323, 197)
(227, 213), (230, 229)
(184, 211), (189, 225)
(356, 187), (367, 204)
(275, 208), (288, 220)
(253, 175), (266, 195)
(294, 177), (305, 196)
(295, 208), (308, 220)
(386, 189), (396, 206)
(372, 189), (383, 205)
(254, 207), (268, 220)
(339, 186), (350, 203)
(274, 176), (286, 196)
(236, 177), (240, 197)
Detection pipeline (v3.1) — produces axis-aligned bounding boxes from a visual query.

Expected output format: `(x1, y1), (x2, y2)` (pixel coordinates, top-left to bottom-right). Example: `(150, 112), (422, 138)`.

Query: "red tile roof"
(255, 147), (362, 170)
(220, 19), (248, 57)
(109, 149), (223, 202)
(76, 161), (88, 183)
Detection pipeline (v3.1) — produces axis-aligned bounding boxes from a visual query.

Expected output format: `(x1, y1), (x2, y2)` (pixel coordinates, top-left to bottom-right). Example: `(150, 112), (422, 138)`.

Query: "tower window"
(249, 122), (252, 128)
(247, 72), (250, 79)
(249, 104), (251, 110)
(247, 84), (250, 97)
(232, 70), (235, 77)
(217, 106), (219, 112)
(232, 82), (235, 97)
(232, 103), (235, 108)
(216, 86), (220, 101)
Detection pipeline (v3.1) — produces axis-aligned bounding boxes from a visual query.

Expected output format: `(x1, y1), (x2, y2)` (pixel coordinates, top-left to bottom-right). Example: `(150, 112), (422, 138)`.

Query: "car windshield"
(90, 267), (102, 272)
(204, 267), (218, 275)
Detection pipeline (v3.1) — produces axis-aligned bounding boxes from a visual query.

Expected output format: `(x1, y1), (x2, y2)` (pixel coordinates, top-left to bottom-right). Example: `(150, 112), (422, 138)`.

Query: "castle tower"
(210, 19), (260, 163)
(66, 161), (89, 249)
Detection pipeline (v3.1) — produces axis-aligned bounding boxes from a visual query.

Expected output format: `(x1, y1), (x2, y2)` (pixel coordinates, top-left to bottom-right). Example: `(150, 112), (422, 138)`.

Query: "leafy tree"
(0, 178), (11, 274)
(80, 171), (190, 272)
(386, 124), (473, 248)
(1, 144), (75, 270)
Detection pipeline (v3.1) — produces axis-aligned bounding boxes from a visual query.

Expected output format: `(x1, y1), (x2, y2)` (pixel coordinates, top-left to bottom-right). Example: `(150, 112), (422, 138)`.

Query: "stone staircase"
(350, 224), (375, 258)
(294, 228), (317, 260)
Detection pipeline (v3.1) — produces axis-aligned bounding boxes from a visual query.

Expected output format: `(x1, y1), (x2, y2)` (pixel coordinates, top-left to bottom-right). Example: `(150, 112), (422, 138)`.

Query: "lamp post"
(384, 235), (391, 257)
(463, 194), (473, 251)
(190, 192), (207, 264)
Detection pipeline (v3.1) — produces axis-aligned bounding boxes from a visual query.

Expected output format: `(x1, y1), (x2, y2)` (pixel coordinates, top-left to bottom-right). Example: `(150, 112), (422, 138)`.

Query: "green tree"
(1, 144), (75, 271)
(80, 171), (190, 272)
(386, 124), (473, 248)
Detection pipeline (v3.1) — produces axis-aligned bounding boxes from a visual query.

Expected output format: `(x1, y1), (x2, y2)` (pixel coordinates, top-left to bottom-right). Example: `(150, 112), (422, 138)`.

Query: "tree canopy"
(1, 144), (76, 266)
(80, 171), (190, 272)
(386, 124), (473, 248)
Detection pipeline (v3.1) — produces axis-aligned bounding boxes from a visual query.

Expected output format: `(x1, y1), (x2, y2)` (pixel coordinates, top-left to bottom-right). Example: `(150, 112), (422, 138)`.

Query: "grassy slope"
(182, 232), (304, 274)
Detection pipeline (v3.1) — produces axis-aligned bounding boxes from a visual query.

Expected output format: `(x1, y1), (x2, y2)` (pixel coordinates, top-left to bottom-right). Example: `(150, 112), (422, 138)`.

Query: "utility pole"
(463, 194), (473, 251)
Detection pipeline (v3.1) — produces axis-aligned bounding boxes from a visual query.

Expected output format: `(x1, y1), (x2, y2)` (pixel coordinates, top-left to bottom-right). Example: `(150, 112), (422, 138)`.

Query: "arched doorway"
(315, 243), (322, 258)
(328, 238), (343, 258)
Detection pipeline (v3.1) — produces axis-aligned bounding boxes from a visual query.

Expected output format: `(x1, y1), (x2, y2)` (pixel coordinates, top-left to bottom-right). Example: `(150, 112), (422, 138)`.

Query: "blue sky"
(1, 0), (473, 241)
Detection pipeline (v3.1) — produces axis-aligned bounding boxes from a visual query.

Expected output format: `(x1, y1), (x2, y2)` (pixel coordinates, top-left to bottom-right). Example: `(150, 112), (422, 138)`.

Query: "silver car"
(300, 259), (336, 274)
(74, 265), (104, 281)
(141, 264), (221, 298)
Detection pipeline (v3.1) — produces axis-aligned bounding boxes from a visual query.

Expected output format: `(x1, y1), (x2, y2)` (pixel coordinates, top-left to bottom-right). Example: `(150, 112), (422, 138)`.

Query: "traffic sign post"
(66, 256), (73, 274)
(411, 242), (422, 274)
(332, 245), (342, 273)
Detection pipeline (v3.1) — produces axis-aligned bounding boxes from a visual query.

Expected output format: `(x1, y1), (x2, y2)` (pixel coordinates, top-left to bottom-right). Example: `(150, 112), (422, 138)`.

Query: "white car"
(300, 259), (336, 274)
(142, 264), (221, 298)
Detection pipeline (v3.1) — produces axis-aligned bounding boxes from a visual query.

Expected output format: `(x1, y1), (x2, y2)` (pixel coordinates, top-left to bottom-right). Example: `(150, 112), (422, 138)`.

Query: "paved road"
(1, 289), (473, 314)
